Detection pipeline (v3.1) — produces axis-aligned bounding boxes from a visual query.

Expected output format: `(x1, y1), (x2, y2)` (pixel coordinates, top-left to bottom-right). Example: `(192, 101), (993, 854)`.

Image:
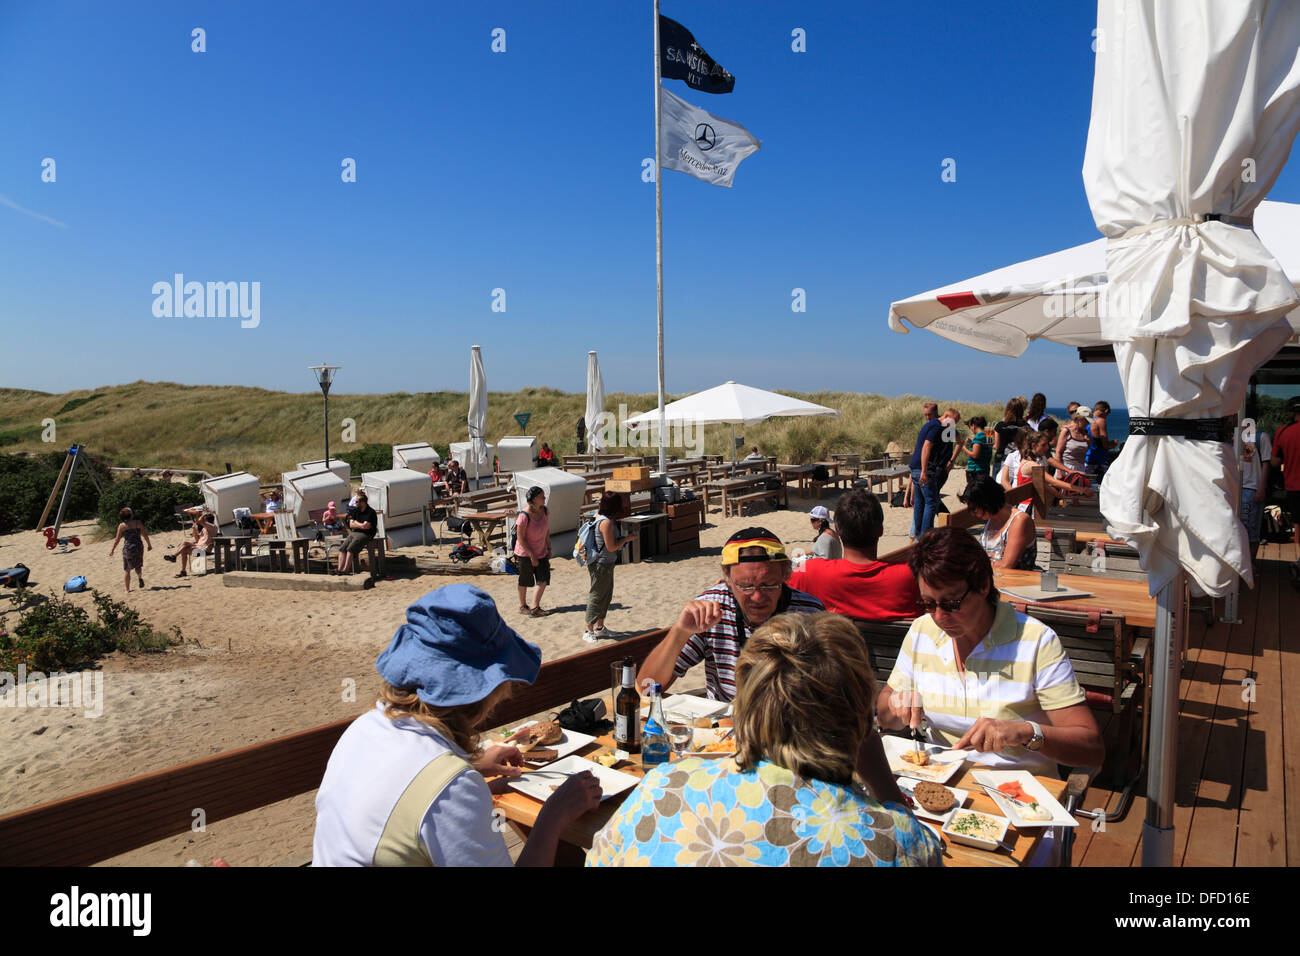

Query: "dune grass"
(0, 381), (1003, 480)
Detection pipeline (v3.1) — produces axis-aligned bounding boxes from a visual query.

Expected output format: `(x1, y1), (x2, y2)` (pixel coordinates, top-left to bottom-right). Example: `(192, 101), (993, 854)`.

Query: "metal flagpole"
(654, 0), (667, 474)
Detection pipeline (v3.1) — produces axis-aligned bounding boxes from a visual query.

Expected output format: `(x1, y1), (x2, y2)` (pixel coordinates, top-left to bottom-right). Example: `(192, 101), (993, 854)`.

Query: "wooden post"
(1030, 465), (1049, 517)
(36, 451), (73, 531)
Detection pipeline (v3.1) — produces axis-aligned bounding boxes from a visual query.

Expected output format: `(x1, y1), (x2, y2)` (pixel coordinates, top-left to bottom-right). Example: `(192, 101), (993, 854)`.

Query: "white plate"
(497, 723), (595, 763)
(684, 727), (736, 757)
(642, 695), (731, 722)
(881, 735), (968, 785)
(895, 778), (970, 825)
(972, 770), (1077, 828)
(507, 755), (640, 803)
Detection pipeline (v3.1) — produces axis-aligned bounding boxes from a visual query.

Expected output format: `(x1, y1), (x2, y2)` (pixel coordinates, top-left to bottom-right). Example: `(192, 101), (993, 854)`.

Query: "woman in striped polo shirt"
(876, 527), (1104, 776)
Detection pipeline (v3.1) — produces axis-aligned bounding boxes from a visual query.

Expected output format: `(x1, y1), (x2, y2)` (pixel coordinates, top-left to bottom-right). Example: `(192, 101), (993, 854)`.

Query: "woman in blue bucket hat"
(313, 584), (600, 866)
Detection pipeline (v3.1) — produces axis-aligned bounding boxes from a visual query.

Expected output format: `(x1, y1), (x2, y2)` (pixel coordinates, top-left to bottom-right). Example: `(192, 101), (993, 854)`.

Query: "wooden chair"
(0, 628), (670, 866)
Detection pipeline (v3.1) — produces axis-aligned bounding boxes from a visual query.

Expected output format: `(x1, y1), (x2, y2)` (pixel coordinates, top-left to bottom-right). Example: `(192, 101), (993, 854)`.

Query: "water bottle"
(641, 682), (671, 767)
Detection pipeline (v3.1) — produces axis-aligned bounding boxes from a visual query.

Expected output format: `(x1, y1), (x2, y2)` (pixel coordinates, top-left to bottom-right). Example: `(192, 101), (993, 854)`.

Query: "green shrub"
(0, 588), (182, 673)
(97, 477), (203, 533)
(338, 442), (391, 475)
(0, 451), (112, 533)
(53, 393), (104, 417)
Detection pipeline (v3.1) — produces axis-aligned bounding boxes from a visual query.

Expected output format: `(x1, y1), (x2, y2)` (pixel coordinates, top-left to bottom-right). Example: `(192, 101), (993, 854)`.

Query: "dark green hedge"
(0, 451), (112, 534)
(337, 443), (391, 475)
(96, 477), (202, 533)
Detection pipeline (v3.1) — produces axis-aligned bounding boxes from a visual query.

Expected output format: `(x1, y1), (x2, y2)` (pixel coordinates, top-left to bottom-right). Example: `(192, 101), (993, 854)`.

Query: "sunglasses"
(734, 583), (783, 595)
(916, 585), (972, 614)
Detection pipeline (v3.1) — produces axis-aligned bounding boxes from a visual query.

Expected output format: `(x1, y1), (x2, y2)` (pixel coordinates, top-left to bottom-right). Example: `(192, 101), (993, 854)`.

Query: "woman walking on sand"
(108, 507), (152, 592)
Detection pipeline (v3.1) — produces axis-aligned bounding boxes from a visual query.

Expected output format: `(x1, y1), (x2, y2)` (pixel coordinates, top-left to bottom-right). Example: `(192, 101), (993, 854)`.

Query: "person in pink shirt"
(514, 486), (552, 616)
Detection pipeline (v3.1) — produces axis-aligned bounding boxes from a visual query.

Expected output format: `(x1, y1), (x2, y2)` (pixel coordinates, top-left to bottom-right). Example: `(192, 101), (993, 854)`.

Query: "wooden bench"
(0, 628), (672, 866)
(726, 489), (780, 517)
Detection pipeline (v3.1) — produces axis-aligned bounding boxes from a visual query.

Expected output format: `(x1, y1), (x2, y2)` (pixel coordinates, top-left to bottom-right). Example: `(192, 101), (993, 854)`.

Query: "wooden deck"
(1075, 539), (1298, 866)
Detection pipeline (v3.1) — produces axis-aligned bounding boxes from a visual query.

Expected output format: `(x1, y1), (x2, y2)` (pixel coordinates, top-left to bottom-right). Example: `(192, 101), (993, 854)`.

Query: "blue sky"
(3, 0), (1299, 406)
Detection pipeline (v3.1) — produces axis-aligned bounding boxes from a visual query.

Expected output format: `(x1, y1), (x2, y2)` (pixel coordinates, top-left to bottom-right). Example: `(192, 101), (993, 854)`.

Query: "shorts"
(1241, 488), (1262, 544)
(515, 556), (550, 587)
(343, 532), (372, 555)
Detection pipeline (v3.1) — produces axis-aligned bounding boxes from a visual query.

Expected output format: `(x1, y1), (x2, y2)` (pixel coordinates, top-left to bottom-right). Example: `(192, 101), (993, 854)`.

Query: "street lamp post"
(308, 363), (340, 468)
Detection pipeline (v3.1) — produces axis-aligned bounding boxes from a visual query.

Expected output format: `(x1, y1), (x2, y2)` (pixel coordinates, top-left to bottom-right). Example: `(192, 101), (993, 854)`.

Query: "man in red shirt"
(787, 488), (919, 620)
(1269, 396), (1300, 580)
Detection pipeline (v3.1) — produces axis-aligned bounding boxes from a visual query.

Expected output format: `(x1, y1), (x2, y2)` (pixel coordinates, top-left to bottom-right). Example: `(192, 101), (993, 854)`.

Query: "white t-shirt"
(313, 703), (510, 867)
(1242, 432), (1272, 491)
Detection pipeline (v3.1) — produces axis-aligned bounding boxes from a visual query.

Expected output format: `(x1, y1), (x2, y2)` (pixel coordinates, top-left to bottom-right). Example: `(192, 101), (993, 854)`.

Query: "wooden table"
(491, 729), (1066, 867)
(1037, 516), (1127, 550)
(863, 464), (911, 503)
(703, 472), (787, 516)
(619, 513), (668, 561)
(461, 509), (517, 549)
(993, 568), (1156, 630)
(249, 511), (276, 534)
(832, 453), (863, 478)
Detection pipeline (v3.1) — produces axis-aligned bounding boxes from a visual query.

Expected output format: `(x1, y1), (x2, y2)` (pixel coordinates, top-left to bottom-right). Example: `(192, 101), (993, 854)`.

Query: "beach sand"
(0, 471), (965, 865)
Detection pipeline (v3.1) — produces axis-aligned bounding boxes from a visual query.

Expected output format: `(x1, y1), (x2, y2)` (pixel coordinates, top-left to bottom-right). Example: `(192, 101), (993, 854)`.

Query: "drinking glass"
(667, 722), (693, 759)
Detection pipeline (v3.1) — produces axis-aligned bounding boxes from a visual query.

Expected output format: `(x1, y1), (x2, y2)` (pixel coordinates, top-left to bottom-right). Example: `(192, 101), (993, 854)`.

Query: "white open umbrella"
(888, 200), (1300, 358)
(625, 381), (839, 463)
(1082, 0), (1300, 866)
(468, 345), (488, 489)
(585, 350), (606, 470)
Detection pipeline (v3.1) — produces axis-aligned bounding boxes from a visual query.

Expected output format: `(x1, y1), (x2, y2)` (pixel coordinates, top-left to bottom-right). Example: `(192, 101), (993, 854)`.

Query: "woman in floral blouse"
(587, 612), (943, 867)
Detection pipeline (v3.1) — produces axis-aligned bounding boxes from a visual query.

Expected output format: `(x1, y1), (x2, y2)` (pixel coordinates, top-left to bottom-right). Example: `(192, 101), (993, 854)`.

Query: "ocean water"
(1048, 406), (1128, 442)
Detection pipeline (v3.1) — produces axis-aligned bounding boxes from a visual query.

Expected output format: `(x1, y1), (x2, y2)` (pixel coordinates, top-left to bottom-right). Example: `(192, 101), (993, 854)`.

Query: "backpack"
(449, 543), (484, 563)
(573, 515), (605, 567)
(812, 464), (831, 482)
(64, 575), (88, 593)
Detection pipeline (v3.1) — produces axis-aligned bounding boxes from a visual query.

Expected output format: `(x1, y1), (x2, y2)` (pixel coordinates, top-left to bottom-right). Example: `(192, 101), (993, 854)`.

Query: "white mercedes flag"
(659, 86), (760, 188)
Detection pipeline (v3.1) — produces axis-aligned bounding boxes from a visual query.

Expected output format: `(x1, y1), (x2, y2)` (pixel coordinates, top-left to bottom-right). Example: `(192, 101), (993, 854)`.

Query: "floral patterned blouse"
(586, 757), (943, 867)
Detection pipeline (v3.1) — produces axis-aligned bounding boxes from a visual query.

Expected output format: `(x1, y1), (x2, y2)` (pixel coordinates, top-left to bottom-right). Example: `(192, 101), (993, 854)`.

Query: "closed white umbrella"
(585, 350), (606, 470)
(1082, 0), (1300, 866)
(624, 380), (839, 463)
(468, 345), (488, 488)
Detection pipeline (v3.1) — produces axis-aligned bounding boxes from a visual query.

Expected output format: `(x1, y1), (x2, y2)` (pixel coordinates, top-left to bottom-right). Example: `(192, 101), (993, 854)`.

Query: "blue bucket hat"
(376, 584), (542, 707)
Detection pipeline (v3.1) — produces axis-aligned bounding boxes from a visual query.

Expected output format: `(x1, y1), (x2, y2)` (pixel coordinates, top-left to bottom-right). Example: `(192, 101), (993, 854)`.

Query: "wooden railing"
(0, 628), (670, 866)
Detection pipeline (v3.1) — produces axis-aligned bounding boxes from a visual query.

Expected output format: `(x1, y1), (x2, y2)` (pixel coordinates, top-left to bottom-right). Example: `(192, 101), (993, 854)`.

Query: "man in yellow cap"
(638, 527), (823, 702)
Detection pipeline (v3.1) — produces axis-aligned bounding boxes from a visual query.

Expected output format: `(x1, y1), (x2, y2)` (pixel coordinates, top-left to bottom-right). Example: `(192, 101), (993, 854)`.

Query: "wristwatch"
(1024, 720), (1045, 751)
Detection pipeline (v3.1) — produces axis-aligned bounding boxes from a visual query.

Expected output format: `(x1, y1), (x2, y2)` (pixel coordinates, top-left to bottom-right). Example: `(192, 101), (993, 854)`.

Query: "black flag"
(659, 15), (735, 94)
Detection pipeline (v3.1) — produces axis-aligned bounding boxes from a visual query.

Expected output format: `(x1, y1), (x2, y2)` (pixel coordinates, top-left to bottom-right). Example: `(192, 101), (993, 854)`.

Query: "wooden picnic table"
(993, 567), (1156, 630)
(778, 463), (819, 496)
(491, 723), (1066, 867)
(249, 511), (276, 534)
(461, 509), (517, 549)
(862, 463), (911, 503)
(702, 471), (787, 516)
(831, 453), (863, 477)
(1037, 516), (1127, 550)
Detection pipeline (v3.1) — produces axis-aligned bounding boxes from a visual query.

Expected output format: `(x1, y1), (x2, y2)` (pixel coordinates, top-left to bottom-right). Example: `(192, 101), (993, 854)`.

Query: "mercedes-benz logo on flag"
(694, 123), (716, 151)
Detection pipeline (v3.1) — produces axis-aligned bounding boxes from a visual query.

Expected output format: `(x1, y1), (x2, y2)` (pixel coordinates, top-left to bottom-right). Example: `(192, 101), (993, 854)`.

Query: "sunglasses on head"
(916, 585), (972, 614)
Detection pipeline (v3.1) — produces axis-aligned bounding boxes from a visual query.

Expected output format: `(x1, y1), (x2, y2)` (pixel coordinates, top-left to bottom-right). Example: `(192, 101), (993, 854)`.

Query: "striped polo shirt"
(673, 582), (824, 701)
(885, 601), (1085, 775)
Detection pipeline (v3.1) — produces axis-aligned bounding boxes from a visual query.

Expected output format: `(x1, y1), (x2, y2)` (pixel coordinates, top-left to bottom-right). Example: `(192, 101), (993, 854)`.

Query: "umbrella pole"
(653, 0), (666, 476)
(1141, 570), (1184, 867)
(731, 424), (736, 465)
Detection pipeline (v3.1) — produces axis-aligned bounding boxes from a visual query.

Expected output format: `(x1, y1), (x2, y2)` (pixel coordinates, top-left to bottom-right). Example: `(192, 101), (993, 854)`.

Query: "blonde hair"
(732, 613), (877, 787)
(376, 680), (514, 760)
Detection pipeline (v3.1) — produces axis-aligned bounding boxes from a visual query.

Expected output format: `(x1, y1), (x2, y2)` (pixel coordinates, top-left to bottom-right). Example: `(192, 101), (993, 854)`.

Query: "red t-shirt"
(786, 559), (919, 621)
(1275, 423), (1300, 491)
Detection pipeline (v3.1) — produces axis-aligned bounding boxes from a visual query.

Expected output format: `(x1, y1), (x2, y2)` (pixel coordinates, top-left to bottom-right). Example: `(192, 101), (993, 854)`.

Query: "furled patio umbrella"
(1082, 0), (1300, 866)
(585, 350), (606, 471)
(624, 381), (839, 463)
(468, 345), (488, 489)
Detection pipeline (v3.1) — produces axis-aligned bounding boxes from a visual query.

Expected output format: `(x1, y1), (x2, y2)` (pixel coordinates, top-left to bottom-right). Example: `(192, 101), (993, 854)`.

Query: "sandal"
(520, 605), (530, 615)
(175, 572), (187, 578)
(530, 607), (549, 617)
